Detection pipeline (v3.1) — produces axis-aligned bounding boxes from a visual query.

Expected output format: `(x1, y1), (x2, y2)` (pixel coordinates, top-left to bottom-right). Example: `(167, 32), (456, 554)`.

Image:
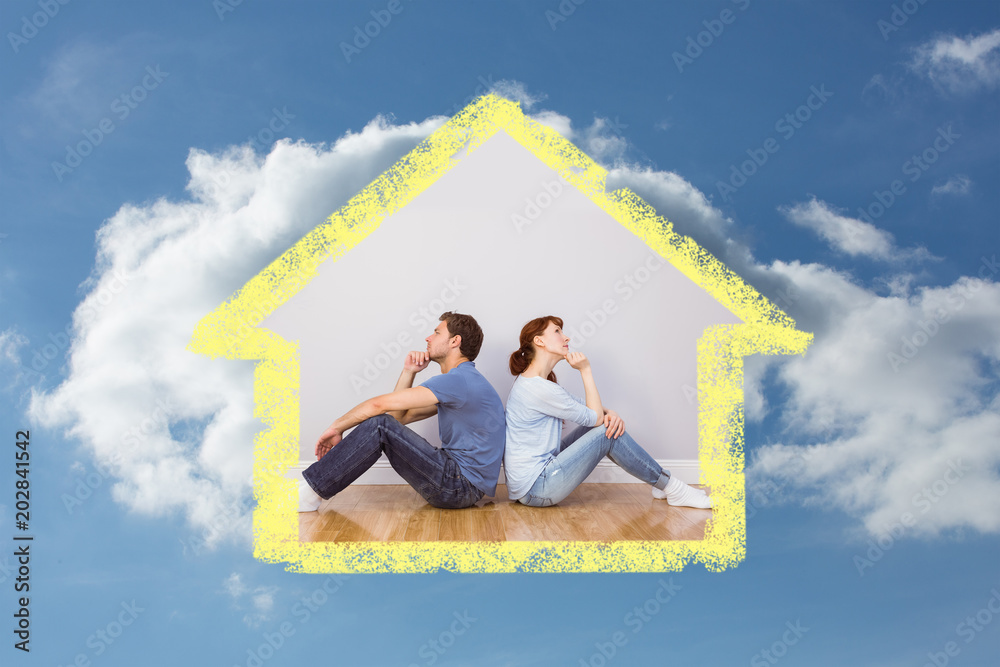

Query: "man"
(299, 311), (505, 511)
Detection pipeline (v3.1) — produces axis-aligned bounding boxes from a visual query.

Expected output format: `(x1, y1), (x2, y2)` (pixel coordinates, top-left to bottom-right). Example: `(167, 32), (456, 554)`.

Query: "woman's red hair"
(508, 315), (563, 382)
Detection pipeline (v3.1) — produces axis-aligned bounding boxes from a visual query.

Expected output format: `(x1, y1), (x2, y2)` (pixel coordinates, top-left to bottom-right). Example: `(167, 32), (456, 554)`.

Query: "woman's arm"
(566, 352), (605, 426)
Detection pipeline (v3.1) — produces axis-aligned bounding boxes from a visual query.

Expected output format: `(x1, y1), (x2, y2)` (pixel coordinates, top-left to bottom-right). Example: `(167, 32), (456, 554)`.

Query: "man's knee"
(360, 413), (399, 436)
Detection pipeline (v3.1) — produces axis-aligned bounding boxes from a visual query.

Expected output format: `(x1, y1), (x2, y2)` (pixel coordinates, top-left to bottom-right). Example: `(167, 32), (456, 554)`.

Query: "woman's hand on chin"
(565, 351), (590, 371)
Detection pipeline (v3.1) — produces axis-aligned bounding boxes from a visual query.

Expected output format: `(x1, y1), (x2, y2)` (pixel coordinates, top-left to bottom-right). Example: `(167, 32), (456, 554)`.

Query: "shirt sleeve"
(420, 371), (467, 408)
(521, 379), (597, 427)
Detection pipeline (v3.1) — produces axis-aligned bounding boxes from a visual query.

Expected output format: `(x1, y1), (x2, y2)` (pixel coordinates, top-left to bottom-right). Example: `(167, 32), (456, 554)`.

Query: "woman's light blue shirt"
(503, 375), (598, 500)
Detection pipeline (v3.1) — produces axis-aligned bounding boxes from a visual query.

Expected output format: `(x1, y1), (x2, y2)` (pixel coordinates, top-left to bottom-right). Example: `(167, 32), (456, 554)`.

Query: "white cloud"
(609, 167), (732, 248)
(223, 572), (247, 598)
(782, 197), (894, 258)
(932, 174), (972, 196)
(29, 116), (445, 549)
(0, 328), (30, 390)
(862, 74), (895, 102)
(21, 38), (158, 135)
(603, 153), (999, 541)
(26, 85), (1000, 547)
(911, 28), (1000, 93)
(780, 197), (937, 263)
(0, 328), (27, 365)
(488, 79), (547, 111)
(746, 259), (1000, 537)
(224, 572), (277, 628)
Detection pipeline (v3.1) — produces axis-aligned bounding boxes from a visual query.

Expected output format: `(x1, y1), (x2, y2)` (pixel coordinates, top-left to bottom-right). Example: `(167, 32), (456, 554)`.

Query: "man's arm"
(395, 403), (439, 425)
(385, 351), (431, 421)
(314, 386), (439, 460)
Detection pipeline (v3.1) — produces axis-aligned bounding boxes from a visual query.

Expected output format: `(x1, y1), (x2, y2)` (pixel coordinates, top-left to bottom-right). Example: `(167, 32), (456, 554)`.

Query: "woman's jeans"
(518, 424), (670, 507)
(302, 415), (484, 509)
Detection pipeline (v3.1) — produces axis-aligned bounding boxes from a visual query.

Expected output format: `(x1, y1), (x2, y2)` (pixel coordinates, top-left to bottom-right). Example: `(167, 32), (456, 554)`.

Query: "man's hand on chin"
(404, 350), (431, 373)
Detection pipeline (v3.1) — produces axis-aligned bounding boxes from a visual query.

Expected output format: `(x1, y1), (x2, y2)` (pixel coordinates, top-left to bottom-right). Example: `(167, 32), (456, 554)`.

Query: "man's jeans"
(518, 424), (669, 507)
(302, 414), (485, 509)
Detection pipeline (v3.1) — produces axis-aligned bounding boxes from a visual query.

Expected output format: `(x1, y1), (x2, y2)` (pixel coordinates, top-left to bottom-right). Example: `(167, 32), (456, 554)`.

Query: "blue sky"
(2, 1), (999, 665)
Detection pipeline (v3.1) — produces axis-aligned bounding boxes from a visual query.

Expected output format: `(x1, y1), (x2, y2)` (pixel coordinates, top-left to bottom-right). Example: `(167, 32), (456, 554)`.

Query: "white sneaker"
(652, 476), (713, 509)
(299, 480), (323, 512)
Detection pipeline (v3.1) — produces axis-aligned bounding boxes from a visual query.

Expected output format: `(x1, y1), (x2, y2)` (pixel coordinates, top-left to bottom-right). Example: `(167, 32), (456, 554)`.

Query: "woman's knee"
(584, 425), (617, 454)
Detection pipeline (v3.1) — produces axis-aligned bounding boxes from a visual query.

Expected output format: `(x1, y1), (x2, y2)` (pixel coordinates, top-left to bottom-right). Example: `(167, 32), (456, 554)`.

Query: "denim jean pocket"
(442, 455), (464, 480)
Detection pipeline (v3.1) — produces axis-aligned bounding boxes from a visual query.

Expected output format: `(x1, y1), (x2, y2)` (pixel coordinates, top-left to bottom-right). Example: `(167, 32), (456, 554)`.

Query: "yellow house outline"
(189, 94), (812, 573)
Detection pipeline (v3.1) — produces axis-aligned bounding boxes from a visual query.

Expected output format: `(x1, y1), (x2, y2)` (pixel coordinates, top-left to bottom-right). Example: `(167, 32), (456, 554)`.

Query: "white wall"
(263, 130), (742, 480)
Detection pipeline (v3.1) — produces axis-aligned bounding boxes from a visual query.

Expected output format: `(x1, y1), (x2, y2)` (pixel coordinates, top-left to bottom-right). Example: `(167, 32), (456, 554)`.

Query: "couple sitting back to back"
(299, 312), (712, 513)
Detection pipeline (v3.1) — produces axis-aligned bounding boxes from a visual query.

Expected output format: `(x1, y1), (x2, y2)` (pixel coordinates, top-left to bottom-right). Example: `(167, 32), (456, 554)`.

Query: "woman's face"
(534, 320), (570, 357)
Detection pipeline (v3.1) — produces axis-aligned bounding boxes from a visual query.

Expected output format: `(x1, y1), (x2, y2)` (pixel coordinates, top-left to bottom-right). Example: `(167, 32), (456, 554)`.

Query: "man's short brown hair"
(439, 312), (484, 361)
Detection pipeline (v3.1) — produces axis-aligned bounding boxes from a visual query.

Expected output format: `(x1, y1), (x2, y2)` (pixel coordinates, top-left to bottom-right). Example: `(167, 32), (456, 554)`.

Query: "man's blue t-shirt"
(420, 361), (505, 496)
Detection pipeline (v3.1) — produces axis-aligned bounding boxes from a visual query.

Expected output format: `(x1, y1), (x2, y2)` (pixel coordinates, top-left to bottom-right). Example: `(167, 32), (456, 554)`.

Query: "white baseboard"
(287, 457), (703, 486)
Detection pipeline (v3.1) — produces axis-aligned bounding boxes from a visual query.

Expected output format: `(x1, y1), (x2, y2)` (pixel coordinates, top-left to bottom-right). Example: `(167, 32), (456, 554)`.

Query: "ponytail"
(508, 345), (532, 376)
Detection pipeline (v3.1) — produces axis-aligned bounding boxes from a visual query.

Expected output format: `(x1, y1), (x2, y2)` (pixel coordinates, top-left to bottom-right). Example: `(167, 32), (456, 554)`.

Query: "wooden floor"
(299, 483), (712, 542)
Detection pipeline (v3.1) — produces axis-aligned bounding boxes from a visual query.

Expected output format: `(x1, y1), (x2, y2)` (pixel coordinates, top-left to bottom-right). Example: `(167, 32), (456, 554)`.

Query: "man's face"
(425, 321), (457, 362)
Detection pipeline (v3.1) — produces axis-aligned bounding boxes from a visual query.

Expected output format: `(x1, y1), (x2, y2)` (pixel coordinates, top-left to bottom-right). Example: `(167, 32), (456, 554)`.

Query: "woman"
(503, 316), (712, 509)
